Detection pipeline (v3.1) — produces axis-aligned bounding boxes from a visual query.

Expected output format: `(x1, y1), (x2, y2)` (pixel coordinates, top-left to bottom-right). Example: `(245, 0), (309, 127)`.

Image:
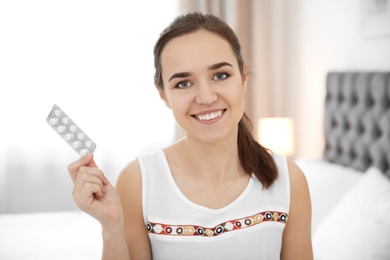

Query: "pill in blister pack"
(46, 104), (96, 156)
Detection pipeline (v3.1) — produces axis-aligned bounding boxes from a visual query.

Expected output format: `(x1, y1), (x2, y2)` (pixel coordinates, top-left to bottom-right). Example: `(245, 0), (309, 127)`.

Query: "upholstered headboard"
(323, 72), (390, 177)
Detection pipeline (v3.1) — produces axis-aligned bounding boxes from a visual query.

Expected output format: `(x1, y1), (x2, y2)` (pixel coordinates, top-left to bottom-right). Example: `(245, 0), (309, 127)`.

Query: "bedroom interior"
(1, 0), (390, 259)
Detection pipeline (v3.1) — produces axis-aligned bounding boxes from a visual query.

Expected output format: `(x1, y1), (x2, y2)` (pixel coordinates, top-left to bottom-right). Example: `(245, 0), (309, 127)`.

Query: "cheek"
(229, 86), (246, 106)
(166, 94), (189, 117)
(229, 88), (246, 118)
(238, 96), (246, 116)
(158, 89), (171, 108)
(169, 102), (192, 130)
(163, 98), (172, 109)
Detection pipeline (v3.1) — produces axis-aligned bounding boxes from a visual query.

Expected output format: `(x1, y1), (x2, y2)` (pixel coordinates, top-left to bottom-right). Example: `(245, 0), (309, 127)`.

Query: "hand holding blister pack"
(46, 104), (96, 156)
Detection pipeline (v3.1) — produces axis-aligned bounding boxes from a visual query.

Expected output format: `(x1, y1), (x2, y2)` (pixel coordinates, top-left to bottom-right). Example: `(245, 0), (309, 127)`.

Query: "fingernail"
(84, 153), (92, 160)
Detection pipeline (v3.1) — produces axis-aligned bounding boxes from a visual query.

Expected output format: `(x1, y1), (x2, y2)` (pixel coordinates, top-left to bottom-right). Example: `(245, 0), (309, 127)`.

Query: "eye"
(176, 80), (192, 89)
(213, 72), (229, 81)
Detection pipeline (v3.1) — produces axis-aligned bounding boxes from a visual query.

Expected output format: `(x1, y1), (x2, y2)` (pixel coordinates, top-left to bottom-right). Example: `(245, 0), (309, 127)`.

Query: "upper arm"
(281, 160), (313, 260)
(116, 160), (152, 260)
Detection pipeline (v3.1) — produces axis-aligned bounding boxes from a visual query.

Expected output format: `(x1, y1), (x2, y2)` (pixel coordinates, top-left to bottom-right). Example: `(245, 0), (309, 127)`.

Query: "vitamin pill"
(64, 133), (73, 141)
(72, 141), (81, 149)
(79, 149), (89, 156)
(57, 126), (66, 133)
(85, 140), (92, 148)
(62, 117), (69, 124)
(70, 125), (77, 132)
(49, 118), (58, 126)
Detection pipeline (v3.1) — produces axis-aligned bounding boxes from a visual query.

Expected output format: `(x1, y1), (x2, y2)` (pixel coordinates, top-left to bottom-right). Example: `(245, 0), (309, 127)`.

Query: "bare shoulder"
(116, 159), (152, 259)
(117, 159), (142, 184)
(280, 159), (313, 260)
(286, 159), (309, 192)
(115, 159), (144, 228)
(115, 158), (143, 221)
(286, 159), (311, 219)
(116, 159), (143, 207)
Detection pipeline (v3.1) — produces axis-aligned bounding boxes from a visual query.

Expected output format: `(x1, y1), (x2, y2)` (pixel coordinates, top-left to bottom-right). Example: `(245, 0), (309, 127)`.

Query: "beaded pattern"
(147, 211), (288, 237)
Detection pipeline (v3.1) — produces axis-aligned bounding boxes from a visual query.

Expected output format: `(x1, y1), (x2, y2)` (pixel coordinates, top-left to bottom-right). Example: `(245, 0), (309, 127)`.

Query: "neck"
(171, 135), (244, 182)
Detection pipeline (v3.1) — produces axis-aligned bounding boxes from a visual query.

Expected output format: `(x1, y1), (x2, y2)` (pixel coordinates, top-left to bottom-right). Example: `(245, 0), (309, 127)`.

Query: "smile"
(194, 110), (225, 121)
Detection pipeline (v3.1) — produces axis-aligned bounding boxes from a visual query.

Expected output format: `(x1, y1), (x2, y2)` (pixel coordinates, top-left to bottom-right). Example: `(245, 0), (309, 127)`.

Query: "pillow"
(312, 167), (390, 260)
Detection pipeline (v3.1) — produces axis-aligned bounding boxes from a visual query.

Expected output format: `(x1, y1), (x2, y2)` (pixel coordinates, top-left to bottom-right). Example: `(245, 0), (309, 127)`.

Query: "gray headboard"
(323, 72), (390, 177)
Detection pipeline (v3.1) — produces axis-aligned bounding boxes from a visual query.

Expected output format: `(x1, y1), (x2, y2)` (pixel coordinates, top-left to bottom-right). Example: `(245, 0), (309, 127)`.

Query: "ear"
(155, 84), (172, 109)
(242, 63), (248, 93)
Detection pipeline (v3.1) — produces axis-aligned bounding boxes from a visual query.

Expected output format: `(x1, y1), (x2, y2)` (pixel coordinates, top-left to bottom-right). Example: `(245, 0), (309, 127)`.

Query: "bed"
(0, 211), (102, 260)
(1, 71), (390, 259)
(296, 71), (390, 260)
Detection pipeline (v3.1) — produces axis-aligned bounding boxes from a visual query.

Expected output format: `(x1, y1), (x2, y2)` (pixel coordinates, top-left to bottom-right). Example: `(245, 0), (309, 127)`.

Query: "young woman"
(68, 12), (313, 260)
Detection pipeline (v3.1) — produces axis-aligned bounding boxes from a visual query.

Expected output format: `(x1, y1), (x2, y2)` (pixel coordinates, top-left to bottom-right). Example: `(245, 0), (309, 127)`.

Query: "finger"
(79, 165), (109, 185)
(74, 182), (105, 209)
(73, 171), (106, 198)
(86, 154), (98, 168)
(77, 154), (108, 185)
(68, 153), (98, 183)
(83, 182), (105, 198)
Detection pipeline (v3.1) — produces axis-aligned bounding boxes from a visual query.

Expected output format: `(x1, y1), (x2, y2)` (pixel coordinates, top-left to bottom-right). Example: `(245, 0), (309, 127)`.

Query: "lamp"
(257, 117), (295, 157)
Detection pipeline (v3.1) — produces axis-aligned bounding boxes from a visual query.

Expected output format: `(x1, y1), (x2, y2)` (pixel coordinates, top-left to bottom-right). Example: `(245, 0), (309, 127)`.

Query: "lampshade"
(257, 117), (295, 156)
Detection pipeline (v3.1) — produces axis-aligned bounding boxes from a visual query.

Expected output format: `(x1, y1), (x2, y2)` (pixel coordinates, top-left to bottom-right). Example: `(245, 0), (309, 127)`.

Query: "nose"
(195, 82), (217, 105)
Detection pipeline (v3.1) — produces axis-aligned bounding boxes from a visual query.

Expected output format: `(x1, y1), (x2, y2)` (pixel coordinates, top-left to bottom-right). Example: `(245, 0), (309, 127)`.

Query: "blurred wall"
(0, 0), (178, 214)
(284, 0), (390, 158)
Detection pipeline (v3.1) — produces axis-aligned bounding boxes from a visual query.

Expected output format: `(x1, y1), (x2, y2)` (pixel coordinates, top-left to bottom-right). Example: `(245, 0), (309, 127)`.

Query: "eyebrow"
(209, 61), (233, 70)
(168, 61), (233, 82)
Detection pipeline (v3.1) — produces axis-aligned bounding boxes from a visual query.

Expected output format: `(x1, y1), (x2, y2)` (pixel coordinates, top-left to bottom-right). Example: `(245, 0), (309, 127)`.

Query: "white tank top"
(137, 149), (290, 260)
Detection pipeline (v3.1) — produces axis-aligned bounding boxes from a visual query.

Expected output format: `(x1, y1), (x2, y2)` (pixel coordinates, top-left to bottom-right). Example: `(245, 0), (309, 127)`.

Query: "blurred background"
(0, 0), (179, 214)
(1, 0), (390, 214)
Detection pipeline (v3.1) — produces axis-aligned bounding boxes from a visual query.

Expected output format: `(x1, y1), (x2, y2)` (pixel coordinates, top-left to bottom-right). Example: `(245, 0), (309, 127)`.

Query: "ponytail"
(238, 113), (278, 188)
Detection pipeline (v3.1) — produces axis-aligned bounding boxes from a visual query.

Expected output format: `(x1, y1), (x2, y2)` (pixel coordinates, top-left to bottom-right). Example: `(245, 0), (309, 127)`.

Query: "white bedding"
(0, 211), (101, 260)
(296, 159), (390, 260)
(295, 158), (363, 232)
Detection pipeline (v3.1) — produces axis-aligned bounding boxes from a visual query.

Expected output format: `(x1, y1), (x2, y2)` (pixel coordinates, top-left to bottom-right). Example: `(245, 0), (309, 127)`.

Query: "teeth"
(197, 110), (223, 121)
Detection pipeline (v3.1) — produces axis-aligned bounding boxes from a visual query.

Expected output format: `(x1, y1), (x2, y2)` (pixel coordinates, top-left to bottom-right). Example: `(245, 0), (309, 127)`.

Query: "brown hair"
(153, 12), (278, 188)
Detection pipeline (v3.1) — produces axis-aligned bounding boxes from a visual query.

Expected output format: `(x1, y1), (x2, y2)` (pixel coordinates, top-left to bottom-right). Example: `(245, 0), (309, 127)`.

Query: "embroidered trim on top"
(147, 211), (288, 237)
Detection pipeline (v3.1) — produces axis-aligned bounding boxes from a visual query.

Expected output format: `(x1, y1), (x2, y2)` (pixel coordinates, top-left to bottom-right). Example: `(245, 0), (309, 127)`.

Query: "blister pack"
(46, 104), (96, 156)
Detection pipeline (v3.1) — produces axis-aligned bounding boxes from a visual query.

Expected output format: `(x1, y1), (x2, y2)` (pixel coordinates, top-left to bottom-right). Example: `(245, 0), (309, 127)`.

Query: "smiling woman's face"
(158, 29), (247, 144)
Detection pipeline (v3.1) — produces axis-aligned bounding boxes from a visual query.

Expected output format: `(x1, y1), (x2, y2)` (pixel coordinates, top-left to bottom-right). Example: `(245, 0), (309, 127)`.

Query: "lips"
(192, 109), (225, 121)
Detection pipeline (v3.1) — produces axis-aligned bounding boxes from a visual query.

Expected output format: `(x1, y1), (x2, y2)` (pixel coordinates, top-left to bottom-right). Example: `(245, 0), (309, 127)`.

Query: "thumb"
(85, 153), (98, 168)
